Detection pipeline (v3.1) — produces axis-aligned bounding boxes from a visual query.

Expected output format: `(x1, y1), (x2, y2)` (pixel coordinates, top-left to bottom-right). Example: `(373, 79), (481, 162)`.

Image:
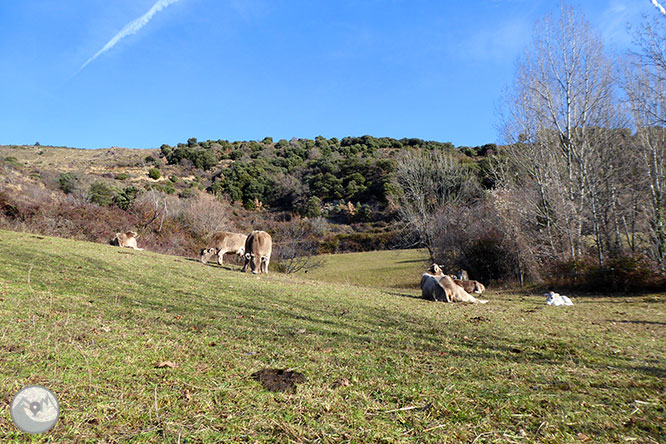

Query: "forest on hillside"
(158, 135), (497, 217)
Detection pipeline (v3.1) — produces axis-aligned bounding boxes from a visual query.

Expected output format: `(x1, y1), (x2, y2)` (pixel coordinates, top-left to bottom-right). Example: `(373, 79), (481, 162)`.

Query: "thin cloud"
(458, 18), (531, 62)
(80, 0), (182, 71)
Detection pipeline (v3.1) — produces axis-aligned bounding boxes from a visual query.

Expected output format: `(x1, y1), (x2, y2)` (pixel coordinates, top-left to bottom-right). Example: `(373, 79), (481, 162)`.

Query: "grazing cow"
(200, 231), (247, 265)
(456, 269), (469, 281)
(242, 230), (272, 274)
(111, 231), (144, 251)
(453, 278), (486, 295)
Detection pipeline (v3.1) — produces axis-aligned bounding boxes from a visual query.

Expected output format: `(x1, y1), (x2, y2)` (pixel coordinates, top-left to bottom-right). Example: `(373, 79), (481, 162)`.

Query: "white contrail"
(80, 0), (182, 71)
(651, 0), (666, 15)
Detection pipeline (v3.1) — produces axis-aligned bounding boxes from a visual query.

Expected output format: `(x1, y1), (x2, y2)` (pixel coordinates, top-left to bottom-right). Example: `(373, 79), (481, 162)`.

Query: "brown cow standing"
(200, 232), (247, 265)
(242, 230), (272, 274)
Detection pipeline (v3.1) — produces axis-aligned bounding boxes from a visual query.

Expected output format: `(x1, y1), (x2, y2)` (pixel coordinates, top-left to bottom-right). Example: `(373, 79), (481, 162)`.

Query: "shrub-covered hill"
(158, 136), (498, 214)
(0, 137), (498, 261)
(0, 230), (663, 442)
(0, 136), (498, 217)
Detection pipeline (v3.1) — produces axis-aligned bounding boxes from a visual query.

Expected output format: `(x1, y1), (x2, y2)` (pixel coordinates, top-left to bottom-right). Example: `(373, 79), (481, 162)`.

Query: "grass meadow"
(0, 230), (664, 443)
(295, 249), (429, 291)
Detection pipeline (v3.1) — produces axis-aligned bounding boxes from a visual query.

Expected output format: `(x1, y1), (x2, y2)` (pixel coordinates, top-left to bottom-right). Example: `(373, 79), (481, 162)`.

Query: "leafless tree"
(176, 192), (231, 237)
(394, 149), (479, 260)
(132, 190), (170, 233)
(272, 219), (324, 274)
(500, 3), (622, 267)
(624, 15), (666, 269)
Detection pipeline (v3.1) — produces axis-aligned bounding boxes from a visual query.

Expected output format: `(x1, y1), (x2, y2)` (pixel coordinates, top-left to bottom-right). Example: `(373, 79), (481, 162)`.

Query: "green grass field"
(295, 249), (429, 291)
(0, 230), (664, 443)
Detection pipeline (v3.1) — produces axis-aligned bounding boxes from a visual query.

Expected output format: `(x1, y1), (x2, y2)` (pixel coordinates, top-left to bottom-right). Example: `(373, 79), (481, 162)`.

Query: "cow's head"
(247, 252), (261, 274)
(428, 263), (443, 275)
(200, 247), (217, 264)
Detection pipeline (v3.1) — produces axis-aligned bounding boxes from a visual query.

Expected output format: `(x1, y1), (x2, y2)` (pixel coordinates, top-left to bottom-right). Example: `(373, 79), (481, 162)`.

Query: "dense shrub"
(431, 200), (540, 285)
(115, 173), (129, 181)
(148, 168), (161, 180)
(113, 186), (142, 210)
(319, 231), (400, 254)
(160, 144), (219, 171)
(89, 182), (117, 206)
(180, 188), (197, 199)
(57, 172), (79, 194)
(549, 256), (665, 293)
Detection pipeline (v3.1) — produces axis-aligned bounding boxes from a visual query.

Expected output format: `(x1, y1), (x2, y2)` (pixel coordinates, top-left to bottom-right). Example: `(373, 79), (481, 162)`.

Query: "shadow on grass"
(613, 319), (666, 326)
(5, 239), (666, 384)
(385, 291), (422, 301)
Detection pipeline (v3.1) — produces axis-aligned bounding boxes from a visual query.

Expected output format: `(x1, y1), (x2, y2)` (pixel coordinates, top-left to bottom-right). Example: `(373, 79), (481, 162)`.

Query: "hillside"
(0, 230), (663, 442)
(0, 139), (493, 260)
(0, 137), (496, 214)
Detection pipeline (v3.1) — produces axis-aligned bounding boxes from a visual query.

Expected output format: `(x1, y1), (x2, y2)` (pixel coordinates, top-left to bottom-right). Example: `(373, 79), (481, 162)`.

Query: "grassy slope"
(0, 145), (171, 187)
(0, 231), (664, 443)
(295, 249), (429, 291)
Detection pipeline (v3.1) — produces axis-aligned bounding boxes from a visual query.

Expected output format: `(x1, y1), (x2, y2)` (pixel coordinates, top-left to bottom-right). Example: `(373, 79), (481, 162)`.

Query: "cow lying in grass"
(110, 231), (144, 251)
(421, 264), (488, 304)
(452, 278), (486, 295)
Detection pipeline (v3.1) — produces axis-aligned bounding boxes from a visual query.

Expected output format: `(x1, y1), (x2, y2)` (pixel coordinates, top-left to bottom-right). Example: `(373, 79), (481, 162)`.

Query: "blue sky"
(0, 1), (660, 149)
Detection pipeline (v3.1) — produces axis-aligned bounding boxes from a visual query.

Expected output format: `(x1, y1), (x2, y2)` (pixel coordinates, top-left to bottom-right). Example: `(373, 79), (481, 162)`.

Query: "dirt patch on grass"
(252, 368), (305, 393)
(467, 315), (489, 324)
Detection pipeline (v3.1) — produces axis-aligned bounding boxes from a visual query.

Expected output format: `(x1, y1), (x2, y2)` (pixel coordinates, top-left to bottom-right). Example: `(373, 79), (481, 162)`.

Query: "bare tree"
(272, 219), (324, 274)
(624, 16), (666, 269)
(176, 192), (231, 237)
(394, 149), (479, 260)
(500, 3), (621, 267)
(132, 190), (170, 233)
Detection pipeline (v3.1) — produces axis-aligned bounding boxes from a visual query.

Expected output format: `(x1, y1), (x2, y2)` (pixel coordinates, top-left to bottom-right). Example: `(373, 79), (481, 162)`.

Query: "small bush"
(113, 186), (142, 210)
(149, 182), (175, 194)
(180, 188), (197, 199)
(57, 172), (79, 194)
(148, 168), (161, 180)
(115, 173), (129, 181)
(89, 182), (117, 206)
(145, 155), (156, 164)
